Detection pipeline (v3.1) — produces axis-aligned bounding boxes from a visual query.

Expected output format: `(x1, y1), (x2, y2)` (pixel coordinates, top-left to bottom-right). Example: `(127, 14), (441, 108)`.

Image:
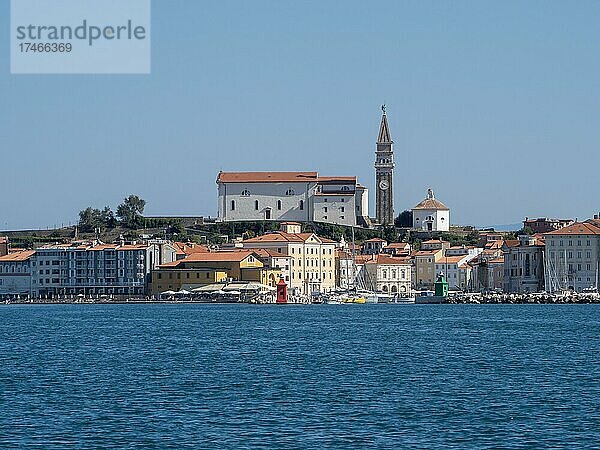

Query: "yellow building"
(150, 250), (281, 294)
(414, 249), (444, 289)
(243, 222), (337, 295)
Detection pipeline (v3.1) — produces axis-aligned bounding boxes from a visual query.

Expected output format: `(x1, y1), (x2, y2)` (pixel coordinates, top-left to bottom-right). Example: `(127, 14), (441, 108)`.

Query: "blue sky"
(1, 0), (599, 230)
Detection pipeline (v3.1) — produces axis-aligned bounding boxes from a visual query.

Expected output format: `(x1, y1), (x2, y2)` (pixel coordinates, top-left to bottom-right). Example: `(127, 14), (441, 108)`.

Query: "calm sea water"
(1, 304), (599, 449)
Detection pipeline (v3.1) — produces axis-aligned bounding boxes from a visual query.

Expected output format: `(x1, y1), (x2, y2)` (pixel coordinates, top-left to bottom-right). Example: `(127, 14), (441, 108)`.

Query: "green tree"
(101, 206), (117, 228)
(79, 206), (117, 232)
(383, 226), (397, 242)
(117, 195), (146, 228)
(395, 210), (413, 228)
(78, 207), (103, 232)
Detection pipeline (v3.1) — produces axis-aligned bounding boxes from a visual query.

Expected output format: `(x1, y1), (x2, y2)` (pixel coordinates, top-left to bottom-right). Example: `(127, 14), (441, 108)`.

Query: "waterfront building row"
(2, 217), (600, 298)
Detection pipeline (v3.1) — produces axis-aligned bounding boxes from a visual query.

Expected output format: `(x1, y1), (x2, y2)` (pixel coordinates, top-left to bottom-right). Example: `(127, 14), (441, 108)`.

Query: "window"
(286, 189), (295, 196)
(255, 200), (259, 210)
(323, 207), (328, 213)
(231, 200), (235, 211)
(341, 207), (345, 212)
(241, 189), (250, 197)
(299, 200), (304, 210)
(342, 186), (350, 191)
(277, 200), (282, 210)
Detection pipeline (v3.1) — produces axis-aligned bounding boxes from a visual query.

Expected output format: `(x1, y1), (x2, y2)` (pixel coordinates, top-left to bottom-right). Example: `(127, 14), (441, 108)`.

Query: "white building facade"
(435, 255), (476, 290)
(31, 242), (176, 298)
(216, 172), (369, 227)
(544, 222), (600, 293)
(412, 189), (450, 232)
(364, 255), (412, 294)
(0, 250), (35, 298)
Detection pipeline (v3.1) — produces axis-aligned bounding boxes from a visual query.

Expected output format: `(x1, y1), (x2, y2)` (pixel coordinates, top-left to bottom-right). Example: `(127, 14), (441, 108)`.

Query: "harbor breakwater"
(447, 292), (600, 304)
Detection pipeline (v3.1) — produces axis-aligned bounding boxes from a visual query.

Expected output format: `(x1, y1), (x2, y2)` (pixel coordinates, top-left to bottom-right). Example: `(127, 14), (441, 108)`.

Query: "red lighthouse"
(276, 277), (288, 304)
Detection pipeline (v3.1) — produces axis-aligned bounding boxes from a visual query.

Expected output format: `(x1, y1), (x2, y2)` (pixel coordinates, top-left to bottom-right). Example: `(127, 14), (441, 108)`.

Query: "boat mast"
(564, 249), (568, 291)
(543, 249), (548, 293)
(350, 225), (356, 293)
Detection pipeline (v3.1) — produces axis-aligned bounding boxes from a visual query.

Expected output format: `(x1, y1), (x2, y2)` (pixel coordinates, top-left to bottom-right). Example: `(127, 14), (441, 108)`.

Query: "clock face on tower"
(379, 179), (390, 191)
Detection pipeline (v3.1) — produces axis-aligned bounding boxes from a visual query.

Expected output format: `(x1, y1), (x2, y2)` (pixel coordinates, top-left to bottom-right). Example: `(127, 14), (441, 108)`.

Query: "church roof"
(217, 172), (318, 183)
(413, 189), (449, 211)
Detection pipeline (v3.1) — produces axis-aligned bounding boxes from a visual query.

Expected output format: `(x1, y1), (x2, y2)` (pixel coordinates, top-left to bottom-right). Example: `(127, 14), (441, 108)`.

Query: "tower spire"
(377, 106), (393, 144)
(374, 106), (395, 226)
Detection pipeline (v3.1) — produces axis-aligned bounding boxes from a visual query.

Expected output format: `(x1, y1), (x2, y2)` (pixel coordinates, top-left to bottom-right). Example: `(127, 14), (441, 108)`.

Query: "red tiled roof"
(437, 255), (467, 264)
(250, 248), (291, 259)
(387, 242), (410, 249)
(117, 245), (149, 251)
(317, 176), (357, 184)
(414, 250), (438, 256)
(413, 198), (449, 211)
(182, 251), (259, 262)
(159, 260), (181, 268)
(217, 171), (318, 183)
(319, 237), (338, 244)
(0, 250), (35, 262)
(355, 256), (375, 265)
(366, 254), (411, 265)
(173, 242), (209, 255)
(244, 231), (335, 244)
(244, 232), (304, 243)
(545, 222), (600, 236)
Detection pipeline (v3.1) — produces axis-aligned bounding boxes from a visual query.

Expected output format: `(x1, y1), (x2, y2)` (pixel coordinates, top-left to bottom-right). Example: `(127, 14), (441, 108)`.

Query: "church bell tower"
(375, 105), (395, 225)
